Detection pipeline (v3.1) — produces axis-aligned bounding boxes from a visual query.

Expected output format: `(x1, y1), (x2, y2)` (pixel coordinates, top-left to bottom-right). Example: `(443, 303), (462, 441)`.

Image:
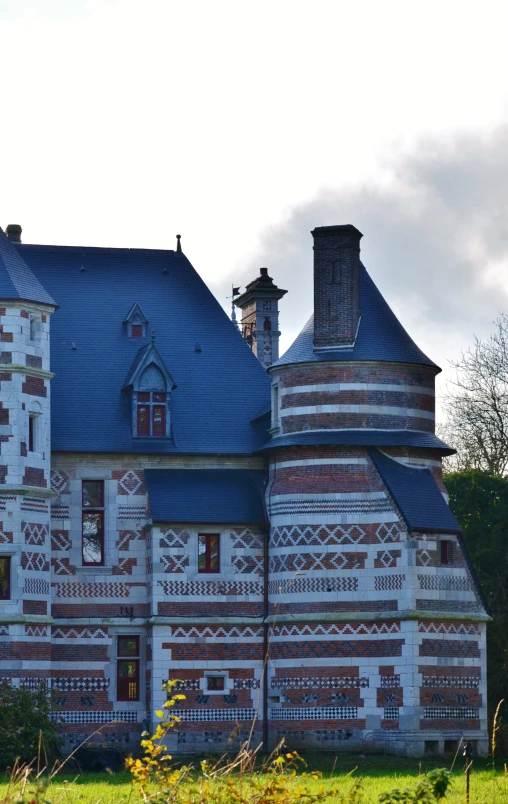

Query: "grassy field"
(1, 754), (508, 803)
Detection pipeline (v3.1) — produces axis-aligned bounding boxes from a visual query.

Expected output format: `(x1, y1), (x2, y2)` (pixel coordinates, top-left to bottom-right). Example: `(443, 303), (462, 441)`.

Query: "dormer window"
(123, 303), (148, 339)
(123, 339), (175, 440)
(135, 366), (169, 437)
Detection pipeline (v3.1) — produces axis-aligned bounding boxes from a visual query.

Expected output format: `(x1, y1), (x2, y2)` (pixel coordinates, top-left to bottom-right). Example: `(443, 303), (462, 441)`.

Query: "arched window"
(135, 364), (167, 437)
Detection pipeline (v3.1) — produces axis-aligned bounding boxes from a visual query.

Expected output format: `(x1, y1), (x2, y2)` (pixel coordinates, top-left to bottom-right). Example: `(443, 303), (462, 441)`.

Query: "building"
(0, 222), (488, 757)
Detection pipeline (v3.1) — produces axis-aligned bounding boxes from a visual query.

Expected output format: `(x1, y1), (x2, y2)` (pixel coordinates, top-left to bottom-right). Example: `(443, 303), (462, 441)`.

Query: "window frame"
(0, 556), (11, 600)
(206, 675), (225, 691)
(116, 635), (141, 702)
(135, 391), (167, 437)
(81, 480), (106, 567)
(198, 533), (220, 574)
(271, 383), (280, 428)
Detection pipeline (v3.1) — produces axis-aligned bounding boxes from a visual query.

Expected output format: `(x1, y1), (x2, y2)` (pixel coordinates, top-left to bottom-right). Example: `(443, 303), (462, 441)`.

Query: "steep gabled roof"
(273, 264), (438, 371)
(123, 341), (176, 390)
(145, 468), (266, 523)
(0, 228), (55, 306)
(123, 302), (148, 325)
(17, 243), (271, 454)
(369, 448), (460, 533)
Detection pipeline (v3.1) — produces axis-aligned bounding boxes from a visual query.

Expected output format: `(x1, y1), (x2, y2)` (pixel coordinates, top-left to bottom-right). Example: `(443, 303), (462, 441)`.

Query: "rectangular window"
(440, 540), (450, 565)
(28, 416), (35, 452)
(82, 480), (105, 566)
(137, 405), (150, 436)
(131, 324), (143, 338)
(207, 675), (225, 691)
(30, 316), (39, 341)
(198, 533), (220, 573)
(117, 635), (140, 701)
(272, 384), (279, 427)
(152, 406), (166, 436)
(136, 392), (167, 437)
(0, 557), (11, 600)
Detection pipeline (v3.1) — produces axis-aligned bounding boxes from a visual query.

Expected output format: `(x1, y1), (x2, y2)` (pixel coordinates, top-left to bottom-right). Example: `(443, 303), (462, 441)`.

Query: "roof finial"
(176, 234), (182, 253)
(151, 329), (156, 344)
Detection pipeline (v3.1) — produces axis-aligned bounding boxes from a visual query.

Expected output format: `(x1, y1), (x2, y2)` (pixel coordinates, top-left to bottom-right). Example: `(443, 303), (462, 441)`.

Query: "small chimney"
(311, 224), (363, 350)
(6, 224), (22, 243)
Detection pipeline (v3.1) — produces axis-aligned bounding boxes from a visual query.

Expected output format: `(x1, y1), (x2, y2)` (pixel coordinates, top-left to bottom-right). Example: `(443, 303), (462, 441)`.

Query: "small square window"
(207, 675), (225, 691)
(0, 557), (11, 600)
(131, 324), (143, 338)
(198, 534), (220, 573)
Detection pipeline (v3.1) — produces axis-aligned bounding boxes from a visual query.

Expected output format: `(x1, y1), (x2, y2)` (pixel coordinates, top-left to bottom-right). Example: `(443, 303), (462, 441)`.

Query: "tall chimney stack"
(312, 224), (362, 350)
(5, 224), (22, 243)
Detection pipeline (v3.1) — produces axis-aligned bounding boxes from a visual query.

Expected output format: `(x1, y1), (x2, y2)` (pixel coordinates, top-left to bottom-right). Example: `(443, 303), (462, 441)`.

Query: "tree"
(445, 470), (508, 748)
(0, 681), (60, 769)
(442, 314), (508, 475)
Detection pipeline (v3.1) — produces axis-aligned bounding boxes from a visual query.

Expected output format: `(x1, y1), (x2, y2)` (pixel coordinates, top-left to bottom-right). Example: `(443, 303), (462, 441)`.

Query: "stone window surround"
(68, 473), (119, 572)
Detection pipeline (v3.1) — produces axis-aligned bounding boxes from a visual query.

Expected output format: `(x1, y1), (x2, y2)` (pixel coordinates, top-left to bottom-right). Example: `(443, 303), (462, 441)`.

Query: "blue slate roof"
(17, 243), (271, 453)
(273, 264), (439, 371)
(257, 430), (455, 455)
(369, 448), (460, 533)
(145, 468), (267, 523)
(0, 229), (55, 306)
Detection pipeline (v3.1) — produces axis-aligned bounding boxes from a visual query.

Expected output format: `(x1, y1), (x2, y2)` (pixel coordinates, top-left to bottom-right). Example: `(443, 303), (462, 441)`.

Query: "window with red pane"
(198, 534), (220, 573)
(131, 324), (143, 338)
(117, 635), (140, 701)
(82, 480), (105, 566)
(136, 392), (166, 437)
(0, 557), (11, 600)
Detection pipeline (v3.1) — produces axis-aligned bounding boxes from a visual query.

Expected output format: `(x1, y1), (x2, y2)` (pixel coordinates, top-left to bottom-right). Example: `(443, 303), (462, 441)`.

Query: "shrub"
(0, 680), (60, 769)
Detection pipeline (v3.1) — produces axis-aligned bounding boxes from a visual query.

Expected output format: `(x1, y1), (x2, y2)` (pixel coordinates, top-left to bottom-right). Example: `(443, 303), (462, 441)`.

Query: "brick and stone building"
(0, 222), (488, 757)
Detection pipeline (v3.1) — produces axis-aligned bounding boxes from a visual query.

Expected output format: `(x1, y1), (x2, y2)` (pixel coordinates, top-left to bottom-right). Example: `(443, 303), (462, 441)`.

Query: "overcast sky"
(2, 0), (508, 415)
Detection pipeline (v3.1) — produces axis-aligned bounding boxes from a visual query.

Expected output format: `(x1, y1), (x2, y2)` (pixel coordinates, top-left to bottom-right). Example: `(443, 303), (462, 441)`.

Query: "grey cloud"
(218, 127), (508, 378)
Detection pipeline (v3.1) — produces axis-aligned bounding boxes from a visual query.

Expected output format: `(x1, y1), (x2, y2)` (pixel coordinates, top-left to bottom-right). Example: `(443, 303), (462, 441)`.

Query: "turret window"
(28, 402), (42, 453)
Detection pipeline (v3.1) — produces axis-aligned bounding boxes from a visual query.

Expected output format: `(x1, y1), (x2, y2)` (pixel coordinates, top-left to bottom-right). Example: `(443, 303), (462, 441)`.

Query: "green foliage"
(0, 680), (60, 770)
(378, 769), (452, 804)
(127, 680), (338, 803)
(445, 469), (508, 749)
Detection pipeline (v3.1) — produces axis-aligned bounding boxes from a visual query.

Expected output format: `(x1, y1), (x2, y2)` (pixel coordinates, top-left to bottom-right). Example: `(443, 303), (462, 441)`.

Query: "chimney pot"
(6, 224), (22, 243)
(312, 224), (363, 350)
(260, 267), (268, 277)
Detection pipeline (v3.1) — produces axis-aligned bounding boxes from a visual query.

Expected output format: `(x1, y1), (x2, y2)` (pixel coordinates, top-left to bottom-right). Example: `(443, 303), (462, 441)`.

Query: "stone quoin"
(0, 223), (488, 757)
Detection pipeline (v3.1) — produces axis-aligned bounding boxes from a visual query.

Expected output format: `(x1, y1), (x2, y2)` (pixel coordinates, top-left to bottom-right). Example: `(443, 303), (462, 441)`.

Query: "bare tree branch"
(442, 314), (508, 475)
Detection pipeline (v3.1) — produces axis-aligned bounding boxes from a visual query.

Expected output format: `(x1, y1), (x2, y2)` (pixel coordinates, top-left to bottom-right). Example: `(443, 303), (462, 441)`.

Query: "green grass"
(2, 754), (508, 803)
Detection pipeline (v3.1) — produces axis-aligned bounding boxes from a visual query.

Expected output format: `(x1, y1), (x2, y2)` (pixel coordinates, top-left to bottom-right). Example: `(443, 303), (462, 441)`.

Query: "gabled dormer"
(123, 303), (148, 339)
(123, 340), (176, 439)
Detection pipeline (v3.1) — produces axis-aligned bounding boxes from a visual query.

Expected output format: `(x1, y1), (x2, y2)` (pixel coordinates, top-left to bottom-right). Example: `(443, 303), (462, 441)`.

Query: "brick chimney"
(312, 224), (363, 350)
(6, 224), (22, 243)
